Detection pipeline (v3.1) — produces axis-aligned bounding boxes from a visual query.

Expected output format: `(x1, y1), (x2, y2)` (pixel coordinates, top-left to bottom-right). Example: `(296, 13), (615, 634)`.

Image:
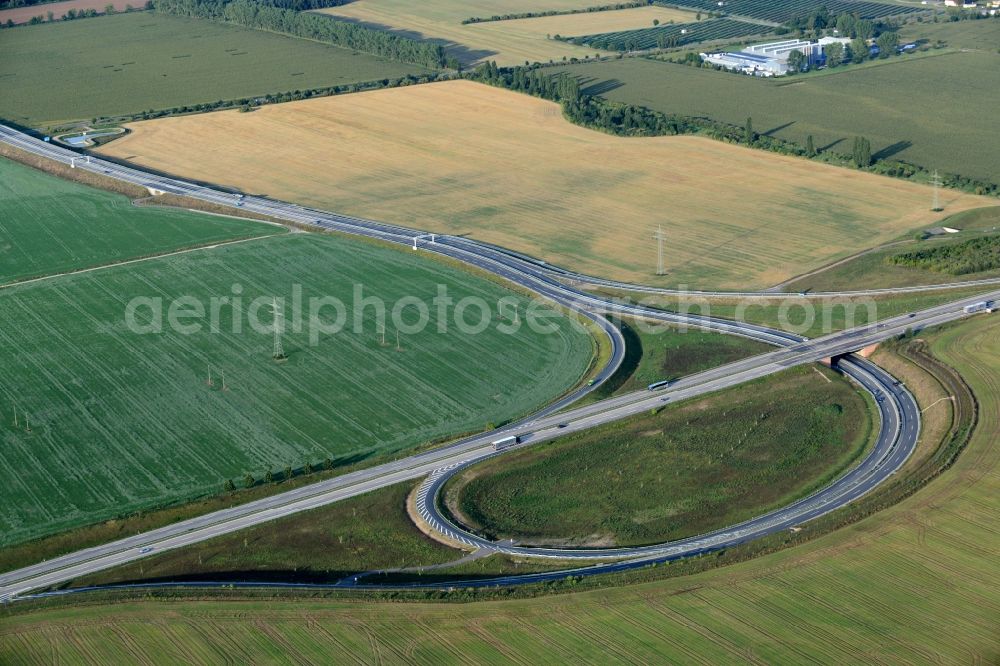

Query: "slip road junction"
(1, 125), (996, 601)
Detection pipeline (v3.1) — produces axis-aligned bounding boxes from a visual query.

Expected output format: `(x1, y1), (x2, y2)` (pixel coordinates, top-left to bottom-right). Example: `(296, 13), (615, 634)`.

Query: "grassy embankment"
(579, 318), (773, 403)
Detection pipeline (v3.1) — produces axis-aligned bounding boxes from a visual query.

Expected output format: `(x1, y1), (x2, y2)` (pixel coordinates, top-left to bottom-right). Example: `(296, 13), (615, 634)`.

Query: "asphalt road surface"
(0, 125), (995, 600)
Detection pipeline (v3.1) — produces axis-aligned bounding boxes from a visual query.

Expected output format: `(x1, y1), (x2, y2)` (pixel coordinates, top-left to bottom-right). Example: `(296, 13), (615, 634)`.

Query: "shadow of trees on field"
(763, 120), (795, 136)
(819, 137), (845, 152)
(315, 15), (498, 65)
(575, 76), (624, 97)
(872, 140), (913, 162)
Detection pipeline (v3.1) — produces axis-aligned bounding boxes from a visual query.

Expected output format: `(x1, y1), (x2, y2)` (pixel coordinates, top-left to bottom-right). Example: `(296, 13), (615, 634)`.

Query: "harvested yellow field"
(98, 81), (988, 289)
(317, 0), (614, 65)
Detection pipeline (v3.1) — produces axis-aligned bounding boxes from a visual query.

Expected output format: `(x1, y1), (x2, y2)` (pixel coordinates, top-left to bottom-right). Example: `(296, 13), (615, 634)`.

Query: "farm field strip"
(0, 233), (593, 546)
(465, 5), (699, 50)
(0, 156), (278, 284)
(575, 17), (769, 50)
(0, 0), (135, 24)
(318, 0), (607, 65)
(0, 12), (428, 126)
(663, 0), (922, 22)
(96, 80), (991, 290)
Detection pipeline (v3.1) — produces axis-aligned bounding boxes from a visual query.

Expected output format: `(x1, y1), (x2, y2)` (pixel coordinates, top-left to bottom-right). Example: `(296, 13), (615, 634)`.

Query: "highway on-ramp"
(0, 125), (995, 600)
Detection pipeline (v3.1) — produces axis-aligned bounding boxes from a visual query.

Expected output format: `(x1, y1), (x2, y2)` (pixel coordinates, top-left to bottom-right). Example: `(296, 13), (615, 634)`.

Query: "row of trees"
(473, 61), (689, 136)
(259, 0), (346, 10)
(152, 0), (452, 68)
(104, 72), (444, 123)
(888, 236), (1000, 276)
(779, 10), (879, 39)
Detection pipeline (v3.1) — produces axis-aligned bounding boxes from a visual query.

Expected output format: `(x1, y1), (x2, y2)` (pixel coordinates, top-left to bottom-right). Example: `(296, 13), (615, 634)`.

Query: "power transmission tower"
(931, 170), (942, 211)
(270, 298), (287, 361)
(207, 363), (214, 387)
(653, 225), (667, 276)
(395, 330), (402, 352)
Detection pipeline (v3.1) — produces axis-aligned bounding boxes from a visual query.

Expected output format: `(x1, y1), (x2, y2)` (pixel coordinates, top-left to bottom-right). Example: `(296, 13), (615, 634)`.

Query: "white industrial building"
(702, 36), (850, 76)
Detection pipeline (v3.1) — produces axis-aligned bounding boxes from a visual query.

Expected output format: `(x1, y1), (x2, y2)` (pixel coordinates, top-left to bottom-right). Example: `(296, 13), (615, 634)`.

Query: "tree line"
(258, 0), (346, 10)
(888, 236), (1000, 276)
(92, 71), (446, 125)
(152, 0), (453, 69)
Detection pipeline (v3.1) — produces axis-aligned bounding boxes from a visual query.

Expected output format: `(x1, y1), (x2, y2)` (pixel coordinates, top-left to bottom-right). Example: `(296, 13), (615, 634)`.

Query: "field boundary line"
(0, 232), (285, 291)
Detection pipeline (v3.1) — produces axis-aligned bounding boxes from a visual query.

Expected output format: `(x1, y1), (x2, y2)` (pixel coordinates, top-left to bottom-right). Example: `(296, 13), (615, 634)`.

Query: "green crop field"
(446, 365), (872, 547)
(0, 12), (429, 126)
(0, 233), (593, 546)
(0, 157), (279, 284)
(4, 315), (997, 662)
(553, 41), (1000, 181)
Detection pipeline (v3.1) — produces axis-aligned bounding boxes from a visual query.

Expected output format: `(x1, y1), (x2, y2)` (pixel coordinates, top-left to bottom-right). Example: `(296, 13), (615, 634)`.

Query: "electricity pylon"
(931, 170), (943, 212)
(653, 225), (667, 276)
(270, 298), (287, 361)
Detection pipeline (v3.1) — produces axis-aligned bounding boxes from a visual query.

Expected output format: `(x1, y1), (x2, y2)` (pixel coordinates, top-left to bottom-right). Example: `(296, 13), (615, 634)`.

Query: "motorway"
(0, 125), (996, 600)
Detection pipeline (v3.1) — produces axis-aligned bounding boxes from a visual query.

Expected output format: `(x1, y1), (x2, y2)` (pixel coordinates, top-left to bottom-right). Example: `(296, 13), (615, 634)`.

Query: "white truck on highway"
(492, 435), (520, 451)
(964, 300), (995, 315)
